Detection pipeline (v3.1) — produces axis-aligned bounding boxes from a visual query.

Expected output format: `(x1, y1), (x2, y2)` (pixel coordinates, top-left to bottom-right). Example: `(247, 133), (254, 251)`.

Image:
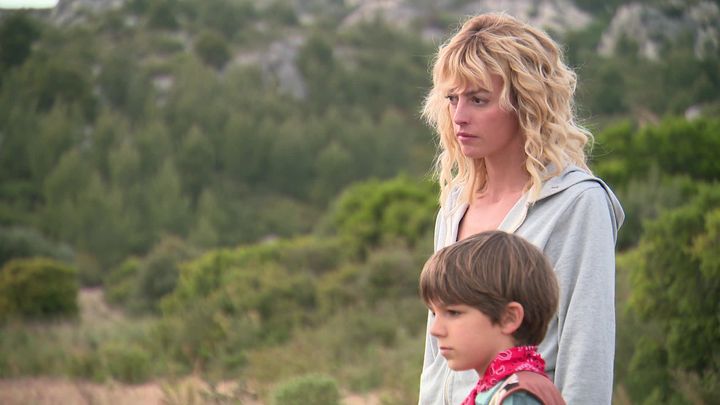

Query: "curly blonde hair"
(422, 12), (592, 206)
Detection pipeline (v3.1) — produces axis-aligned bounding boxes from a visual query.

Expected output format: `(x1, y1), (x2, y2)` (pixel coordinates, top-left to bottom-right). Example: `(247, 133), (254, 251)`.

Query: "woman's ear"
(500, 302), (524, 335)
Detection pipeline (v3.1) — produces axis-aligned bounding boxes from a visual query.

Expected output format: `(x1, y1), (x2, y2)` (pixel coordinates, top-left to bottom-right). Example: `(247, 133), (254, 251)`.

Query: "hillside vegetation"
(1, 0), (719, 403)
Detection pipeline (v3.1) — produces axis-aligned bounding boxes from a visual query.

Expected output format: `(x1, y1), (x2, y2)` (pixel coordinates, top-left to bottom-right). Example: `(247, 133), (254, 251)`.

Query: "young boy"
(419, 230), (565, 405)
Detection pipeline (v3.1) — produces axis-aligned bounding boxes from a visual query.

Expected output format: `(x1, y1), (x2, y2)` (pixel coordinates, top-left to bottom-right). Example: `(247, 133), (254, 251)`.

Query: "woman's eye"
(446, 95), (458, 105)
(471, 97), (487, 105)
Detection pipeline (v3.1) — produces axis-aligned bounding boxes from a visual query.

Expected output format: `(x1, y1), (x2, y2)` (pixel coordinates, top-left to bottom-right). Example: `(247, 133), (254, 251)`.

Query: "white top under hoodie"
(419, 165), (625, 405)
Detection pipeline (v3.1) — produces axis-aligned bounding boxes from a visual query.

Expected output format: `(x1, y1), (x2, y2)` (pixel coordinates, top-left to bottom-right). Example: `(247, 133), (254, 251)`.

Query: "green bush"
(136, 236), (196, 313)
(67, 349), (105, 382)
(100, 342), (152, 383)
(364, 247), (424, 305)
(593, 117), (720, 189)
(613, 170), (697, 249)
(625, 183), (720, 402)
(194, 30), (230, 70)
(104, 257), (140, 308)
(106, 236), (196, 314)
(272, 374), (340, 405)
(0, 257), (78, 320)
(0, 226), (73, 267)
(320, 176), (436, 257)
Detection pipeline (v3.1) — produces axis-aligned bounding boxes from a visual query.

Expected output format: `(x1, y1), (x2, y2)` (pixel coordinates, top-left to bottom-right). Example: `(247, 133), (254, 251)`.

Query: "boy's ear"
(500, 302), (524, 335)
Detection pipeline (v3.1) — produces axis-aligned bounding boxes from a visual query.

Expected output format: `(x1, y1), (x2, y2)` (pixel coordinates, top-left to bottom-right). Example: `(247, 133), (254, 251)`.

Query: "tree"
(0, 13), (40, 72)
(30, 103), (83, 182)
(194, 30), (230, 70)
(626, 183), (720, 402)
(23, 58), (97, 119)
(147, 0), (180, 30)
(41, 148), (93, 238)
(297, 34), (339, 113)
(108, 139), (141, 188)
(312, 141), (353, 202)
(189, 189), (225, 248)
(0, 226), (73, 267)
(593, 117), (720, 189)
(197, 0), (254, 39)
(176, 126), (215, 203)
(144, 159), (190, 238)
(97, 49), (149, 115)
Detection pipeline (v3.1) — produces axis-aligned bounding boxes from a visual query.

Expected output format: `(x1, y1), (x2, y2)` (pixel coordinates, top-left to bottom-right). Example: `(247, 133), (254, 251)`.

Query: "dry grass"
(0, 377), (381, 404)
(0, 289), (383, 404)
(77, 287), (124, 325)
(0, 377), (164, 405)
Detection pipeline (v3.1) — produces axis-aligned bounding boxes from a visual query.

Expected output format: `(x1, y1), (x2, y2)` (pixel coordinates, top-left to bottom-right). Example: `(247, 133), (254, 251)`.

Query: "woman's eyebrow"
(447, 87), (491, 96)
(462, 88), (491, 96)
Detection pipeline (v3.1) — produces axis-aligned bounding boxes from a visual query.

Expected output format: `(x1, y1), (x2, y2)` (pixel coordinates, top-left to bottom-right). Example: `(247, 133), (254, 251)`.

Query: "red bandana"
(461, 346), (547, 405)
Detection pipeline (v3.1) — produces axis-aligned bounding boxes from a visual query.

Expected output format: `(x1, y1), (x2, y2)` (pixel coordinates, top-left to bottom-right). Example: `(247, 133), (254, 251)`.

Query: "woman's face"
(446, 74), (523, 162)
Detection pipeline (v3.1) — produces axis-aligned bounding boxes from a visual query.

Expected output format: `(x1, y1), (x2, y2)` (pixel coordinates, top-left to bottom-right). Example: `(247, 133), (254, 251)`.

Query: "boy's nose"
(429, 316), (445, 338)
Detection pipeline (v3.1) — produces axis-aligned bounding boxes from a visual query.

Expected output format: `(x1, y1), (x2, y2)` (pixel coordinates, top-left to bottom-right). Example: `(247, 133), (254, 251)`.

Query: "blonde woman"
(420, 13), (624, 405)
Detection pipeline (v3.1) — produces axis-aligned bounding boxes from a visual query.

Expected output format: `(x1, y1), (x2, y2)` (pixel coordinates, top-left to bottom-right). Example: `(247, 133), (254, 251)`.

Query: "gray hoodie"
(420, 165), (624, 405)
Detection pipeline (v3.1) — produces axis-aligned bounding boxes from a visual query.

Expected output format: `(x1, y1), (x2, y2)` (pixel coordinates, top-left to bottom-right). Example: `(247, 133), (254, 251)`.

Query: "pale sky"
(0, 0), (58, 9)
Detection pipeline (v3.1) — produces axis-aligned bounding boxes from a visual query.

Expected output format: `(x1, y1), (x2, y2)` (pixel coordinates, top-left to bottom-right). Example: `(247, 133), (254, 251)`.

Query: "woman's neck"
(477, 159), (529, 201)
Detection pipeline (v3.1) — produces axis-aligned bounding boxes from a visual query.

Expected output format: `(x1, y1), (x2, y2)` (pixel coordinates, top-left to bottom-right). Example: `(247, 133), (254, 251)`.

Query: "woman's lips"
(457, 132), (477, 142)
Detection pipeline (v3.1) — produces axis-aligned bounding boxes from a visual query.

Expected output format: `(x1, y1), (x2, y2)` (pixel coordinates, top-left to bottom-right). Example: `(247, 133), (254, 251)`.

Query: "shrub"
(613, 170), (697, 249)
(593, 117), (720, 189)
(136, 236), (195, 312)
(0, 226), (73, 267)
(320, 176), (436, 257)
(194, 30), (230, 70)
(271, 374), (340, 405)
(104, 257), (140, 308)
(364, 246), (424, 305)
(625, 183), (720, 402)
(100, 342), (152, 383)
(0, 257), (78, 320)
(106, 236), (196, 314)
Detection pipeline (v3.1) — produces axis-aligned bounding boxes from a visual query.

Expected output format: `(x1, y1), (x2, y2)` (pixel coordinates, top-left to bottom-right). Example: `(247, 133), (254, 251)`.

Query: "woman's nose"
(452, 101), (469, 126)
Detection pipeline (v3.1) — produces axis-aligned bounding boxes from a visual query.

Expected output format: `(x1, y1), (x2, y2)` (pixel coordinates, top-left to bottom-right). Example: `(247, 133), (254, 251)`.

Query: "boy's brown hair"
(419, 230), (559, 346)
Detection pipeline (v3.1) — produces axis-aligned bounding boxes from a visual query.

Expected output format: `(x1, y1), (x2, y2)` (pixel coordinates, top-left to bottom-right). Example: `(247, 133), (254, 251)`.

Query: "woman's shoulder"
(537, 164), (619, 203)
(439, 183), (465, 213)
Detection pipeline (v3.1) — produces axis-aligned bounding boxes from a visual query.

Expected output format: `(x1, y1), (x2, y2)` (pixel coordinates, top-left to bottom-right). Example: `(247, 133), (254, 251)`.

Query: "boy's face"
(428, 302), (515, 375)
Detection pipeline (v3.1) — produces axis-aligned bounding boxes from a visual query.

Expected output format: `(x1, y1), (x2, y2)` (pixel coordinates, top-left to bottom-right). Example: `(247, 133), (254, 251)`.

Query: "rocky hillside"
(599, 1), (720, 59)
(13, 0), (717, 60)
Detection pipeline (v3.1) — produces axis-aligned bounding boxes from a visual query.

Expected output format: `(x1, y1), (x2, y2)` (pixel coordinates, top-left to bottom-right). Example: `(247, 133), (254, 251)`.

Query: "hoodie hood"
(436, 164), (625, 249)
(530, 165), (625, 229)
